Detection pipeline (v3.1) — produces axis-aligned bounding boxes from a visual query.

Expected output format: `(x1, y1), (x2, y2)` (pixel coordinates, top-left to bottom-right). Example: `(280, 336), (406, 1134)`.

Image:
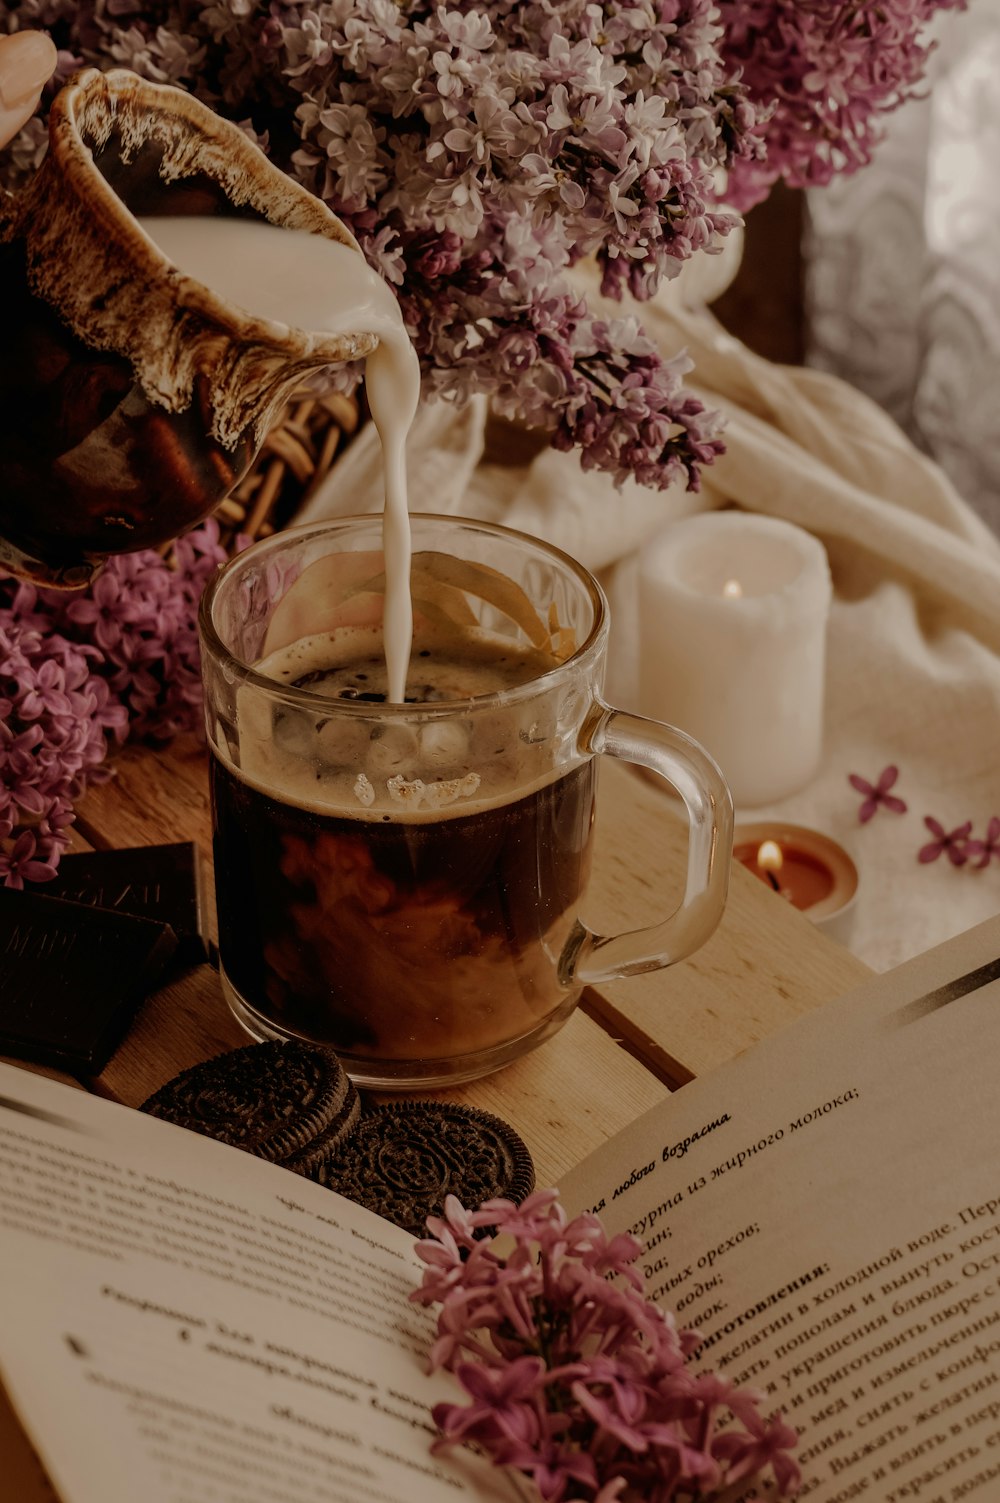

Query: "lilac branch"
(719, 0), (969, 210)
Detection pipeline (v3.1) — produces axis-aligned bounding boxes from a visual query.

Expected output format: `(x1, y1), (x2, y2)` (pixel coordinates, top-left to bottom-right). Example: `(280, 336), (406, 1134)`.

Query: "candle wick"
(765, 871), (780, 892)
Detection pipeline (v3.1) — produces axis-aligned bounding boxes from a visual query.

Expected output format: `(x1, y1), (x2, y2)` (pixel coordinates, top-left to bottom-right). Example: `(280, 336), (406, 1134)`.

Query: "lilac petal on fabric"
(947, 822), (973, 866)
(919, 817), (972, 866)
(966, 816), (1000, 869)
(849, 765), (907, 821)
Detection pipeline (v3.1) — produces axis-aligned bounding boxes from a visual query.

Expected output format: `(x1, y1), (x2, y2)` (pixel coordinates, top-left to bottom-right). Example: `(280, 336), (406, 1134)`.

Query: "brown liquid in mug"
(151, 222), (589, 1061)
(212, 635), (595, 1062)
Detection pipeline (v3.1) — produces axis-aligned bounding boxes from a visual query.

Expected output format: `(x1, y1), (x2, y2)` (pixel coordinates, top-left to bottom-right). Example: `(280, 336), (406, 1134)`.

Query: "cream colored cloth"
(304, 257), (1000, 974)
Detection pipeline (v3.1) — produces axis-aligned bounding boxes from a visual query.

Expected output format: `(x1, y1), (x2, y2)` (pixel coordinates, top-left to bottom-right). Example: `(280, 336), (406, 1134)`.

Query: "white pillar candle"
(637, 513), (832, 807)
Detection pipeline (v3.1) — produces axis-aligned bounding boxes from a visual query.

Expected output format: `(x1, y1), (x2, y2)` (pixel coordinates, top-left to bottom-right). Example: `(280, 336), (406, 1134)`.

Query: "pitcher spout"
(0, 68), (377, 588)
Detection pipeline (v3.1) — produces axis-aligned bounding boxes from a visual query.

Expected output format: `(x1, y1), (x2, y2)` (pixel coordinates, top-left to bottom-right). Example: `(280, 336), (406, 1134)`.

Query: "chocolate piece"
(141, 1041), (358, 1164)
(313, 1102), (535, 1238)
(0, 888), (177, 1073)
(43, 842), (209, 964)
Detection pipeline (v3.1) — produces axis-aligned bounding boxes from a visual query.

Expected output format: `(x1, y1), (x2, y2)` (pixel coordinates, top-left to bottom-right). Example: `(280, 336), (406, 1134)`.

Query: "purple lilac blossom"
(719, 0), (968, 210)
(0, 0), (761, 493)
(848, 764), (908, 823)
(0, 3), (961, 485)
(412, 1189), (800, 1500)
(918, 815), (972, 866)
(0, 523), (226, 886)
(966, 816), (1000, 869)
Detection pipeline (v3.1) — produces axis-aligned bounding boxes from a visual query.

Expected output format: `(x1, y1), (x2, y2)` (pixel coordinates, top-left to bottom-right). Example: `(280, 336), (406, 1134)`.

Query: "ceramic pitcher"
(0, 68), (374, 588)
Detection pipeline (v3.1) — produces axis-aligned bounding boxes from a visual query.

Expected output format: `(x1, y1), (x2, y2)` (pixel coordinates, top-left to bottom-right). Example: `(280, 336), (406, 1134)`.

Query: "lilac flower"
(492, 1435), (599, 1502)
(0, 521), (226, 886)
(40, 521), (227, 746)
(414, 1192), (800, 1500)
(966, 817), (1000, 870)
(434, 1357), (546, 1447)
(848, 765), (908, 823)
(592, 1484), (627, 1503)
(571, 1374), (655, 1454)
(5, 0), (950, 492)
(712, 1408), (801, 1494)
(918, 817), (973, 866)
(720, 0), (967, 210)
(0, 615), (104, 877)
(17, 658), (73, 720)
(65, 569), (129, 652)
(0, 831), (59, 888)
(475, 1187), (565, 1243)
(0, 0), (759, 493)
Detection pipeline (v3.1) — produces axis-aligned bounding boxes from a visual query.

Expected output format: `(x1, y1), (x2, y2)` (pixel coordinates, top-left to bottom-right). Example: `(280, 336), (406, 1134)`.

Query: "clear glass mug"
(199, 515), (733, 1088)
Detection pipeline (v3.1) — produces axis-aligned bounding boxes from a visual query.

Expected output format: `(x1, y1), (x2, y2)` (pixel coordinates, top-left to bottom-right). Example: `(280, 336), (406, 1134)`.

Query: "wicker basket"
(208, 388), (363, 554)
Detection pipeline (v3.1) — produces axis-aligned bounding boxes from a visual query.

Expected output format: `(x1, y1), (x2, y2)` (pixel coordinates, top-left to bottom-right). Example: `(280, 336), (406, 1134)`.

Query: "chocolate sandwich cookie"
(280, 1087), (363, 1178)
(311, 1101), (535, 1238)
(141, 1041), (359, 1165)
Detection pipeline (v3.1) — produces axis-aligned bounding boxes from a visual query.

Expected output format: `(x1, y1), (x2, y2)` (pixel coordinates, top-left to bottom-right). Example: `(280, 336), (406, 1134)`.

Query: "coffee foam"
(260, 622), (555, 701)
(223, 625), (573, 822)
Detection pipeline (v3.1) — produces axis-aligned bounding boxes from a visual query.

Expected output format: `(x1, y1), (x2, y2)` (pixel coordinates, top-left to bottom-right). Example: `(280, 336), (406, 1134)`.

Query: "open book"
(4, 912), (1000, 1503)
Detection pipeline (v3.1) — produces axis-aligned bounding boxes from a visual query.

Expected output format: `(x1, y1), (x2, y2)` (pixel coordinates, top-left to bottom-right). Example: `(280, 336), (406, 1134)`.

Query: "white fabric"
(808, 3), (1000, 534)
(296, 392), (490, 526)
(304, 254), (1000, 974)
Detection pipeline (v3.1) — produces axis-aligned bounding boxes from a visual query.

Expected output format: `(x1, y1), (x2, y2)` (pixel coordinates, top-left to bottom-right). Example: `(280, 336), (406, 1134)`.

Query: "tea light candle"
(734, 822), (859, 945)
(637, 513), (832, 807)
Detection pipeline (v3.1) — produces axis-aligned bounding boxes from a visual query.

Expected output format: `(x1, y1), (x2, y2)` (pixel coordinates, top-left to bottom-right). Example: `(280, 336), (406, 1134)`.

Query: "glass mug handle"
(564, 702), (734, 986)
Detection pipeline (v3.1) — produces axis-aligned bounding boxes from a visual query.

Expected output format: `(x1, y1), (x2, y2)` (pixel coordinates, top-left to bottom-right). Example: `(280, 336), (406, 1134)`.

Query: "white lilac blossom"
(412, 1190), (801, 1502)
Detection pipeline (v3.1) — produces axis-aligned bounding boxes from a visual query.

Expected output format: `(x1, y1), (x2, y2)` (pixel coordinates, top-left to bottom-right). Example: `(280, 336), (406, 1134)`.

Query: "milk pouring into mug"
(5, 67), (733, 1085)
(151, 227), (627, 1080)
(138, 217), (421, 703)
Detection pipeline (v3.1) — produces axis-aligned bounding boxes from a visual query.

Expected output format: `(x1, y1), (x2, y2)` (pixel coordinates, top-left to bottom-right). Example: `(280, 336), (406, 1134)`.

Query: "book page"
(0, 1063), (516, 1503)
(560, 916), (1000, 1503)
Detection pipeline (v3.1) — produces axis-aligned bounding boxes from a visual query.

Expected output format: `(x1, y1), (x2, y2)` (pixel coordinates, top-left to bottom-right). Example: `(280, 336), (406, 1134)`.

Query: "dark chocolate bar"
(0, 888), (177, 1073)
(42, 842), (208, 963)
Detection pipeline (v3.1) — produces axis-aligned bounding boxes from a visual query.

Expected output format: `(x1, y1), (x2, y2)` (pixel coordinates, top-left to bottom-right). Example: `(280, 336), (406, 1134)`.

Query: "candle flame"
(757, 840), (784, 874)
(722, 578), (743, 598)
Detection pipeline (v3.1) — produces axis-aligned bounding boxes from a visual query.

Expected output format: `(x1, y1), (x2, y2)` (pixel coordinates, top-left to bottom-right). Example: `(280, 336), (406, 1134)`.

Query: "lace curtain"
(806, 2), (1000, 534)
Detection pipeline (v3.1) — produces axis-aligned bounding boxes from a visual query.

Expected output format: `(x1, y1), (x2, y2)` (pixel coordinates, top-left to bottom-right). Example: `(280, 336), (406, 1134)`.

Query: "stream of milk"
(138, 216), (421, 703)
